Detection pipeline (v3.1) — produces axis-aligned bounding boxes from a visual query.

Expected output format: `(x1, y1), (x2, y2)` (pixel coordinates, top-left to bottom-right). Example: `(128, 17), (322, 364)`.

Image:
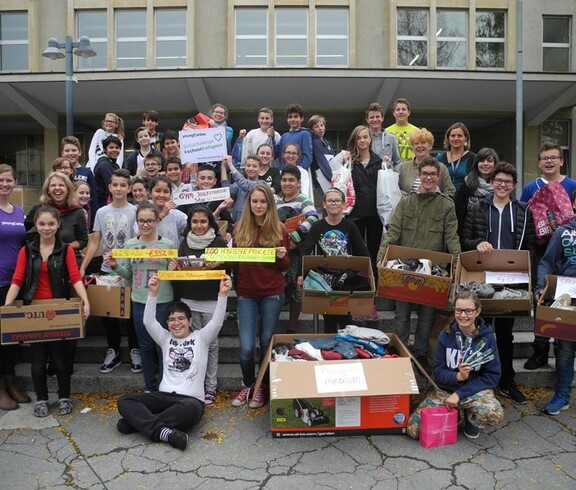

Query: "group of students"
(0, 99), (574, 450)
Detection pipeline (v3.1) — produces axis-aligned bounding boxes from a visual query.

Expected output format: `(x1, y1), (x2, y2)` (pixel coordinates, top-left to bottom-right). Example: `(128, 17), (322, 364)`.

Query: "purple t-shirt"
(0, 205), (26, 286)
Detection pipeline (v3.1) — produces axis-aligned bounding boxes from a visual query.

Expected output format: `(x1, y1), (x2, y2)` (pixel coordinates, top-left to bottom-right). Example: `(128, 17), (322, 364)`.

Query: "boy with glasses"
(463, 162), (536, 404)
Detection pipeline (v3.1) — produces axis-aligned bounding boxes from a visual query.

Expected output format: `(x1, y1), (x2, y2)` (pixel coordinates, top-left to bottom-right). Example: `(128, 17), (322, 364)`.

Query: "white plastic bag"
(376, 162), (401, 225)
(330, 156), (355, 215)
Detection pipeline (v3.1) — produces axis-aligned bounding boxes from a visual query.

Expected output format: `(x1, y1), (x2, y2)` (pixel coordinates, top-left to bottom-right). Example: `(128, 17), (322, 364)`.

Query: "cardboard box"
(1, 298), (85, 345)
(302, 255), (375, 316)
(456, 250), (531, 316)
(254, 333), (419, 438)
(377, 245), (453, 308)
(535, 275), (576, 341)
(87, 285), (131, 319)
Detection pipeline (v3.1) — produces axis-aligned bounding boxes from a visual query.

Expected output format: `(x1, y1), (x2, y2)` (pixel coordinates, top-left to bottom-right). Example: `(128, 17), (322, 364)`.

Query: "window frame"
(76, 9), (108, 71)
(315, 7), (349, 67)
(115, 9), (147, 70)
(275, 7), (309, 68)
(396, 8), (429, 68)
(542, 15), (571, 72)
(154, 8), (187, 69)
(0, 11), (28, 72)
(436, 9), (468, 69)
(475, 10), (506, 70)
(234, 7), (269, 67)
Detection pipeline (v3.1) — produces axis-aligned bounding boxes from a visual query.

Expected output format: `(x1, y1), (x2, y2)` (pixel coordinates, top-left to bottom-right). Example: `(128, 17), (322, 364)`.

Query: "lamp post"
(42, 36), (96, 136)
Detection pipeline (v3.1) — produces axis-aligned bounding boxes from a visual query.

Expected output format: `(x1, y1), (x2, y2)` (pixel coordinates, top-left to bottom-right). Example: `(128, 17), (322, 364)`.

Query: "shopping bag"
(330, 156), (355, 215)
(376, 162), (402, 226)
(182, 112), (213, 131)
(419, 405), (458, 448)
(528, 180), (575, 239)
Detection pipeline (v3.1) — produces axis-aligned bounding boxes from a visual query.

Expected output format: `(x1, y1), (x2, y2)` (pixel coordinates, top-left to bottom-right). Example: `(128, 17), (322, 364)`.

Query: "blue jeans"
(237, 295), (284, 387)
(132, 301), (170, 392)
(554, 339), (576, 400)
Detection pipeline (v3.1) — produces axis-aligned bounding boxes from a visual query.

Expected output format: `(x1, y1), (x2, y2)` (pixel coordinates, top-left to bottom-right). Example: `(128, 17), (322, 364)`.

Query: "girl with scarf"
(169, 205), (228, 406)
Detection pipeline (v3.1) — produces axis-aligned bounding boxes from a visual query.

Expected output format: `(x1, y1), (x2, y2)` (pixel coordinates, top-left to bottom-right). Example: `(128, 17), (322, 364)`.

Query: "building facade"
(0, 0), (575, 205)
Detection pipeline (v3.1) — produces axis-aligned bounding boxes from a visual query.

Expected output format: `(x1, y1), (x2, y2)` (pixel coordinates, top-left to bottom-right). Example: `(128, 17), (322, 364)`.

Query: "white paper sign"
(172, 185), (230, 206)
(314, 363), (368, 394)
(179, 127), (227, 163)
(554, 276), (576, 299)
(485, 271), (530, 284)
(335, 397), (361, 427)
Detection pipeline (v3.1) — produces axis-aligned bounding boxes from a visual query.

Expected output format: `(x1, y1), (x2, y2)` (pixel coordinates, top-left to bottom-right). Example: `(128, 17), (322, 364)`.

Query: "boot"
(0, 376), (18, 411)
(5, 374), (31, 404)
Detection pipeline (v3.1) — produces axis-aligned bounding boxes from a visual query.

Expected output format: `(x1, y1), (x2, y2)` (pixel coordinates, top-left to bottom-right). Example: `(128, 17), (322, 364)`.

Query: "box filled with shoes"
(456, 250), (531, 316)
(535, 275), (576, 341)
(377, 245), (454, 308)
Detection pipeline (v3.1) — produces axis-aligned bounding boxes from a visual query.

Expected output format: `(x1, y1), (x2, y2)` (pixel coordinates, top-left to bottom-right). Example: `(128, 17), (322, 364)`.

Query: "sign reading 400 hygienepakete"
(204, 247), (276, 262)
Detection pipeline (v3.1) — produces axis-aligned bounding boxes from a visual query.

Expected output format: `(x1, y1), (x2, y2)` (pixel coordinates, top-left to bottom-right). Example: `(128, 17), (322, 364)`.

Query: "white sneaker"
(100, 348), (121, 373)
(130, 348), (143, 374)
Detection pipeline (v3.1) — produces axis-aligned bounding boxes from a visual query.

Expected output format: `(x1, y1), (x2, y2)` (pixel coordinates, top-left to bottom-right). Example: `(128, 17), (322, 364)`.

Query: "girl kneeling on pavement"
(116, 273), (231, 450)
(3, 205), (90, 417)
(407, 290), (504, 440)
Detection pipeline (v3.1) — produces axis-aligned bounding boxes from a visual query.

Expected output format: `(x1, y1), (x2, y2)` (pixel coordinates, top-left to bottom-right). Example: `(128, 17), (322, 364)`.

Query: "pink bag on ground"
(419, 406), (458, 448)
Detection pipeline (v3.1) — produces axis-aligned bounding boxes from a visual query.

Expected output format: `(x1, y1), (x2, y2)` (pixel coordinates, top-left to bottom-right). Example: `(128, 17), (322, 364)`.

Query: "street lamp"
(42, 36), (96, 136)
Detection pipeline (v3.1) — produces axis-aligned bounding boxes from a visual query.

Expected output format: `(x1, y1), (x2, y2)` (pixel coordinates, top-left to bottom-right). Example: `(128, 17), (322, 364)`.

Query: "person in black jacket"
(93, 135), (122, 208)
(463, 162), (536, 404)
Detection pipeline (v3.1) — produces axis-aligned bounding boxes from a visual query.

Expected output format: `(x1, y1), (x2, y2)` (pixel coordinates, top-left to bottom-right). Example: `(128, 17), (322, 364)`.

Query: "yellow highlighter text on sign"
(204, 247), (275, 262)
(112, 249), (178, 259)
(158, 270), (226, 281)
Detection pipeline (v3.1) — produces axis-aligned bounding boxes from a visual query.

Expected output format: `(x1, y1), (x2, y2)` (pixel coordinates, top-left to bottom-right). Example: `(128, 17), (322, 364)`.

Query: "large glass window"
(543, 16), (571, 72)
(116, 9), (146, 69)
(0, 134), (44, 187)
(437, 10), (467, 68)
(155, 9), (186, 68)
(0, 12), (28, 71)
(542, 120), (571, 172)
(476, 11), (505, 69)
(397, 9), (428, 67)
(275, 8), (308, 67)
(316, 8), (348, 67)
(235, 8), (268, 66)
(77, 10), (107, 70)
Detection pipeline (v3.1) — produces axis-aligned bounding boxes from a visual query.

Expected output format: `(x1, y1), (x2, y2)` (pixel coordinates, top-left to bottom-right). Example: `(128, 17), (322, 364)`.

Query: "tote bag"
(528, 180), (575, 239)
(376, 162), (402, 226)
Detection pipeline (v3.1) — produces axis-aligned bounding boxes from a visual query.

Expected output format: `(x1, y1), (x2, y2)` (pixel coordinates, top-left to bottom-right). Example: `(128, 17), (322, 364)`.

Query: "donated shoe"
(100, 348), (121, 373)
(231, 384), (253, 407)
(367, 304), (379, 322)
(551, 294), (572, 309)
(57, 398), (73, 415)
(499, 383), (528, 404)
(493, 288), (529, 300)
(464, 419), (480, 439)
(471, 282), (495, 298)
(249, 384), (266, 409)
(523, 351), (548, 370)
(542, 394), (570, 415)
(227, 312), (237, 321)
(33, 400), (49, 418)
(204, 390), (217, 406)
(130, 348), (143, 374)
(415, 259), (432, 275)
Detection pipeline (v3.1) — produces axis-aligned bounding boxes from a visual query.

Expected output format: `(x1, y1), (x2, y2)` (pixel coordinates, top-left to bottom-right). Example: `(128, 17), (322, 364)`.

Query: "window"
(437, 10), (467, 68)
(542, 120), (571, 172)
(155, 9), (186, 68)
(116, 9), (146, 69)
(543, 16), (571, 72)
(0, 134), (44, 187)
(0, 12), (28, 71)
(397, 9), (428, 67)
(316, 8), (348, 67)
(276, 8), (308, 67)
(475, 11), (505, 69)
(77, 10), (107, 70)
(235, 8), (268, 66)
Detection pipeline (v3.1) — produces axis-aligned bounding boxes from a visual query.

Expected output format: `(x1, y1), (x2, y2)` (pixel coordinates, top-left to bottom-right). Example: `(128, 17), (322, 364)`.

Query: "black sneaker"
(100, 348), (121, 373)
(167, 429), (189, 450)
(464, 419), (480, 439)
(500, 384), (528, 405)
(116, 418), (137, 434)
(523, 353), (548, 370)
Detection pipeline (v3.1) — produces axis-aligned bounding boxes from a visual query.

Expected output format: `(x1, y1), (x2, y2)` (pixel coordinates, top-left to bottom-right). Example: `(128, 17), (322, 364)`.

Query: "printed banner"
(112, 249), (178, 259)
(158, 270), (226, 281)
(204, 247), (275, 262)
(172, 186), (230, 206)
(179, 126), (227, 163)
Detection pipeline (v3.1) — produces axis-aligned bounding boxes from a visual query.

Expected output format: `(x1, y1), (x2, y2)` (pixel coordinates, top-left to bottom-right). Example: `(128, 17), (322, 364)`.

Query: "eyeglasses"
(136, 218), (156, 226)
(493, 178), (514, 187)
(284, 151), (299, 156)
(145, 163), (160, 167)
(539, 155), (561, 162)
(325, 199), (343, 204)
(454, 308), (477, 316)
(167, 316), (188, 324)
(103, 120), (116, 124)
(420, 171), (438, 179)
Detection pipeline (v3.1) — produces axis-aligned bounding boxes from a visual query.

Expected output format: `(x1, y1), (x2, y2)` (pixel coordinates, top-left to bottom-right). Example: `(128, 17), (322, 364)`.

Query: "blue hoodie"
(276, 128), (313, 170)
(433, 318), (501, 400)
(536, 220), (576, 292)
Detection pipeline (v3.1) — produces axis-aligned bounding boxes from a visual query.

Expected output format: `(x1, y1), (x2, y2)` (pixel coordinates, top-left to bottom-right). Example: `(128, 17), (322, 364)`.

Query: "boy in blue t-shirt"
(276, 103), (313, 170)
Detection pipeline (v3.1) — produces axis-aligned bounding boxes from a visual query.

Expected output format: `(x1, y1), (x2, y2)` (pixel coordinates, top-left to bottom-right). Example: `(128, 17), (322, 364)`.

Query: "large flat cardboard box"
(87, 285), (131, 319)
(254, 333), (419, 438)
(456, 250), (531, 316)
(1, 298), (85, 345)
(302, 255), (375, 316)
(377, 245), (453, 308)
(535, 275), (576, 341)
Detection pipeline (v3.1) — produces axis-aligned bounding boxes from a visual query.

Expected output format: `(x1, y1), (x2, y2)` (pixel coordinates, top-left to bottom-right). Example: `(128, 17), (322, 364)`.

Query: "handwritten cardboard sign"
(172, 186), (230, 206)
(485, 271), (530, 284)
(112, 249), (178, 259)
(158, 270), (225, 281)
(179, 126), (227, 163)
(314, 363), (368, 394)
(554, 275), (576, 299)
(204, 247), (275, 262)
(284, 214), (305, 234)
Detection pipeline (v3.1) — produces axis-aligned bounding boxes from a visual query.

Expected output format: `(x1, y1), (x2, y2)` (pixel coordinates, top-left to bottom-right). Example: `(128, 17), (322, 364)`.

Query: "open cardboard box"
(302, 255), (375, 316)
(1, 298), (85, 345)
(535, 275), (576, 341)
(377, 245), (454, 308)
(253, 333), (419, 438)
(86, 284), (131, 319)
(456, 250), (531, 316)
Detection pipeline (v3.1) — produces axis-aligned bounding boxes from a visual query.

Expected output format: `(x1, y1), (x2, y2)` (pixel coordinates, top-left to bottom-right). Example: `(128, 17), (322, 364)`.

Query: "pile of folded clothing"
(303, 266), (371, 293)
(272, 326), (400, 362)
(456, 281), (529, 300)
(385, 258), (450, 277)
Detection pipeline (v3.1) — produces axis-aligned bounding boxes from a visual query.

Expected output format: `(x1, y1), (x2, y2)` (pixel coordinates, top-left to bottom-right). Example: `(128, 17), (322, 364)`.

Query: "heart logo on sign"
(214, 134), (222, 141)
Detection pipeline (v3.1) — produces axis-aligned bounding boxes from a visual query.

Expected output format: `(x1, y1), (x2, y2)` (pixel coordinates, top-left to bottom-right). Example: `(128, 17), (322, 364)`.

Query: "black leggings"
(30, 341), (72, 401)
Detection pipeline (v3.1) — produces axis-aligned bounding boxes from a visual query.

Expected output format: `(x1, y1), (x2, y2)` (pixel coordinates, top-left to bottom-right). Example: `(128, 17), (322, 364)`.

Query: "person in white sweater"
(116, 273), (231, 450)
